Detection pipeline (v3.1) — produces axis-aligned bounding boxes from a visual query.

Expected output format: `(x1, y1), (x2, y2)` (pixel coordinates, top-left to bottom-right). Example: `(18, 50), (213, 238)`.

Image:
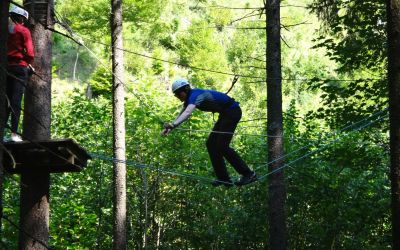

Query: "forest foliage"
(1, 0), (391, 249)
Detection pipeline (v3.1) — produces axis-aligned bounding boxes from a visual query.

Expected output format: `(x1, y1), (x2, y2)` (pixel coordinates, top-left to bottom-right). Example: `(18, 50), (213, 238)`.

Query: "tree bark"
(111, 0), (127, 249)
(387, 0), (400, 248)
(0, 0), (10, 235)
(266, 0), (287, 249)
(19, 1), (53, 249)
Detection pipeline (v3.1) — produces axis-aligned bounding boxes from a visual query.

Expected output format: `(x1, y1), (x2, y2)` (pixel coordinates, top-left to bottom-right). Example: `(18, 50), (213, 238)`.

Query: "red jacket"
(7, 22), (34, 67)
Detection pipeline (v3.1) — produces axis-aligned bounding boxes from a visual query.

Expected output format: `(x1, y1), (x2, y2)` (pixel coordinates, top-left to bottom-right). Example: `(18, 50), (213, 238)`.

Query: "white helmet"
(172, 78), (190, 93)
(10, 6), (29, 20)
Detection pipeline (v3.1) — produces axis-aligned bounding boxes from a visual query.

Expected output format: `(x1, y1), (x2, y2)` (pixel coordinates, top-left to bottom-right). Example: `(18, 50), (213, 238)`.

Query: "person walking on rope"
(161, 78), (257, 187)
(5, 5), (34, 142)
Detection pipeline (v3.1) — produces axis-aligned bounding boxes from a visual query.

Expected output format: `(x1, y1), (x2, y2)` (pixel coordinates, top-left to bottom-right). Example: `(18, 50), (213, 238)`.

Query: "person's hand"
(161, 128), (172, 136)
(161, 123), (175, 136)
(28, 64), (35, 76)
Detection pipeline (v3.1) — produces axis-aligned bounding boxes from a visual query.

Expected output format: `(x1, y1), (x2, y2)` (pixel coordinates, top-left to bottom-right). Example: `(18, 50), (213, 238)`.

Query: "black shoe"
(235, 172), (257, 186)
(212, 179), (234, 187)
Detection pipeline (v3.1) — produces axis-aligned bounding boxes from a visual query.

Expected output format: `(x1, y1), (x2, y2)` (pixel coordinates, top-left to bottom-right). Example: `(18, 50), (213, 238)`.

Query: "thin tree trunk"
(20, 1), (53, 249)
(387, 0), (400, 248)
(266, 0), (287, 249)
(0, 0), (10, 236)
(111, 0), (126, 249)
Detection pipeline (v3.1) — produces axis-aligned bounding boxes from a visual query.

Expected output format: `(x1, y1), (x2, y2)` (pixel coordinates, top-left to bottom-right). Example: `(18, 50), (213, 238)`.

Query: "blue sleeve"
(187, 91), (201, 106)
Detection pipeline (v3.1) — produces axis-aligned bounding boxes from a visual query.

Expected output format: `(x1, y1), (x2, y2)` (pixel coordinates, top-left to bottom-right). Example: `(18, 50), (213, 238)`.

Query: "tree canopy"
(0, 0), (392, 249)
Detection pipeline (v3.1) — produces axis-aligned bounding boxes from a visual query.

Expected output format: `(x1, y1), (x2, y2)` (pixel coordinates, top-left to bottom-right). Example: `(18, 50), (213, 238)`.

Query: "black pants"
(5, 66), (27, 133)
(206, 106), (252, 181)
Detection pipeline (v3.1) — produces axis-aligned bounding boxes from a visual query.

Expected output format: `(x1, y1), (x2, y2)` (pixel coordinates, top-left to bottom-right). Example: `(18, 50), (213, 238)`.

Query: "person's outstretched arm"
(161, 104), (196, 136)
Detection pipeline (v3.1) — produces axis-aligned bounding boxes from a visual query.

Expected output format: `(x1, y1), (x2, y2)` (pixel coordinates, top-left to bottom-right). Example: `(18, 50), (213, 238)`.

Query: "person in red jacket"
(5, 6), (34, 142)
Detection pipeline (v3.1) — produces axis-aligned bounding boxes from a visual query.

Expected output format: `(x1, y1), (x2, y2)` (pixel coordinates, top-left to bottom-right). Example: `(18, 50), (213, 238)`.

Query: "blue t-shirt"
(184, 88), (239, 113)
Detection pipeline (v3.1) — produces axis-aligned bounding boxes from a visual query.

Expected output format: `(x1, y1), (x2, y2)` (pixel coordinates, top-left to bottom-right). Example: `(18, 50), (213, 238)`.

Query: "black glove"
(163, 123), (175, 130)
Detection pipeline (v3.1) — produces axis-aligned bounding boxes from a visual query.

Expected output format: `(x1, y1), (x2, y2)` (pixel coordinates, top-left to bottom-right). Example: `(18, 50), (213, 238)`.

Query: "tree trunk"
(387, 0), (400, 248)
(0, 0), (10, 235)
(266, 0), (287, 249)
(111, 0), (127, 249)
(20, 1), (53, 249)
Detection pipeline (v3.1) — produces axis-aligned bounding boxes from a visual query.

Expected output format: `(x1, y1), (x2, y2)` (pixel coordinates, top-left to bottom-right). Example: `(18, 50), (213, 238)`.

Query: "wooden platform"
(2, 139), (91, 174)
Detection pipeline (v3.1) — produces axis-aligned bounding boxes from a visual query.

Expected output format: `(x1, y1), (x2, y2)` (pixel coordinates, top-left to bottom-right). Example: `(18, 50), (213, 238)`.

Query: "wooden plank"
(2, 138), (91, 174)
